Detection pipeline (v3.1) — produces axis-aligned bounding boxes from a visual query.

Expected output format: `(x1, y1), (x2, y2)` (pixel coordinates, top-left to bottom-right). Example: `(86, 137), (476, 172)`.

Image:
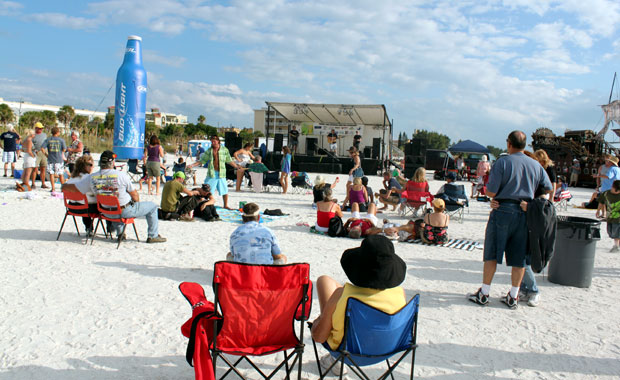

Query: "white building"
(0, 97), (107, 128)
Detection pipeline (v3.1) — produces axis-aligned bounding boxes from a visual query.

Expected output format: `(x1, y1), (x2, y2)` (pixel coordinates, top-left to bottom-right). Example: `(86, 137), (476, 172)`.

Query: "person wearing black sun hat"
(310, 235), (408, 354)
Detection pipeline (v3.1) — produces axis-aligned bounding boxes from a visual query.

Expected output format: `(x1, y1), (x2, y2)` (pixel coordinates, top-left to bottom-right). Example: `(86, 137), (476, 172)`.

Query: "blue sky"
(1, 0), (619, 147)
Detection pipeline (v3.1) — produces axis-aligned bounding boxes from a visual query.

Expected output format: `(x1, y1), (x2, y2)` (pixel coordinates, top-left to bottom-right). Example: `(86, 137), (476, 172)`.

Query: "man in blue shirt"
(1, 124), (20, 177)
(377, 171), (402, 210)
(228, 203), (287, 264)
(596, 156), (620, 193)
(468, 131), (552, 309)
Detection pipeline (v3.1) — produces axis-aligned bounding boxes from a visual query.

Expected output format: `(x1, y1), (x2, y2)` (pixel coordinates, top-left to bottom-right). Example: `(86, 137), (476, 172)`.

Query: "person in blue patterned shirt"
(227, 203), (287, 264)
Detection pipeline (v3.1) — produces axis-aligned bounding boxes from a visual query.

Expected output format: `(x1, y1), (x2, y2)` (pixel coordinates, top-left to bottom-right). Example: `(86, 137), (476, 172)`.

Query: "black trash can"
(548, 216), (601, 288)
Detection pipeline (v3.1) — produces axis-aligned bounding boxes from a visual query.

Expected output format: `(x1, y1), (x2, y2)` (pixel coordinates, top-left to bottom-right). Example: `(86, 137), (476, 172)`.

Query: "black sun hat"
(340, 235), (407, 289)
(99, 150), (116, 166)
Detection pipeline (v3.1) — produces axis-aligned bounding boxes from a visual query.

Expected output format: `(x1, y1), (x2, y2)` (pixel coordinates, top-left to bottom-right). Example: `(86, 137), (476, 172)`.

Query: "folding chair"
(211, 261), (311, 380)
(263, 171), (283, 192)
(554, 189), (572, 211)
(439, 183), (469, 223)
(291, 172), (312, 194)
(248, 172), (264, 193)
(91, 195), (139, 249)
(312, 295), (420, 380)
(57, 190), (105, 244)
(399, 184), (434, 218)
(127, 159), (143, 183)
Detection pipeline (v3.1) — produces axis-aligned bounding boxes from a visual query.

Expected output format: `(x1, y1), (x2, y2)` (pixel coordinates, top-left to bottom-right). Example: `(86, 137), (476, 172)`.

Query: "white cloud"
(143, 50), (186, 68)
(28, 12), (102, 30)
(0, 0), (21, 16)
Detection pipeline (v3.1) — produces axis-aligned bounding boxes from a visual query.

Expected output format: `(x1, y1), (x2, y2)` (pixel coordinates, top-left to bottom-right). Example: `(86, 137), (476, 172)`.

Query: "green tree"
(104, 113), (114, 131)
(486, 145), (505, 159)
(18, 111), (42, 128)
(253, 130), (264, 138)
(410, 129), (450, 150)
(145, 122), (159, 138)
(197, 115), (206, 124)
(0, 104), (15, 126)
(72, 115), (88, 132)
(238, 128), (256, 144)
(56, 105), (75, 129)
(40, 110), (57, 127)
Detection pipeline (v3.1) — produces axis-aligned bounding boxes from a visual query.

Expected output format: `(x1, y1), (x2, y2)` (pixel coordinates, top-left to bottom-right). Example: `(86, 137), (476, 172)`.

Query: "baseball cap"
(173, 171), (186, 179)
(34, 122), (43, 129)
(99, 150), (116, 166)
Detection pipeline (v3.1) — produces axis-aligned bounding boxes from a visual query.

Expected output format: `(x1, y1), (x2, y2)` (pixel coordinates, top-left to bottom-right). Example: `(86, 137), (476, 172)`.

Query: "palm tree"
(197, 115), (206, 124)
(0, 104), (14, 126)
(73, 115), (88, 134)
(56, 105), (75, 130)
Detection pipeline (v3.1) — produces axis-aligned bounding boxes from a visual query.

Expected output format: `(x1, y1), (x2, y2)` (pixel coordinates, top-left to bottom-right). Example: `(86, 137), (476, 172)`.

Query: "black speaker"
(372, 138), (381, 159)
(405, 139), (426, 157)
(224, 132), (241, 153)
(274, 133), (284, 152)
(362, 146), (372, 159)
(404, 155), (426, 178)
(306, 138), (317, 156)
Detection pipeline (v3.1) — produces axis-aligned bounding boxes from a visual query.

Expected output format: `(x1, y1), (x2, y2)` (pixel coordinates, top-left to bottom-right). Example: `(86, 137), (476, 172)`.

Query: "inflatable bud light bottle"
(113, 35), (147, 159)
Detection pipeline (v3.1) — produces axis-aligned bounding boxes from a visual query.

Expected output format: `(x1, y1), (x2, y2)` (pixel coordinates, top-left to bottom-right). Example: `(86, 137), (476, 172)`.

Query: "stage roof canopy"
(265, 102), (392, 128)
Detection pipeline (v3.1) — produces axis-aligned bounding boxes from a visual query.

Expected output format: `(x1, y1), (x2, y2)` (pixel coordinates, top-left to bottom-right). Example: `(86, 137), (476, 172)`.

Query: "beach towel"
(215, 207), (282, 224)
(406, 238), (483, 251)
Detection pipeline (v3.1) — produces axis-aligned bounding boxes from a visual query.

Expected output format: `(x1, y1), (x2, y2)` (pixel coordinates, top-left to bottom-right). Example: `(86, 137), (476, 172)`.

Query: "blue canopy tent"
(448, 139), (490, 154)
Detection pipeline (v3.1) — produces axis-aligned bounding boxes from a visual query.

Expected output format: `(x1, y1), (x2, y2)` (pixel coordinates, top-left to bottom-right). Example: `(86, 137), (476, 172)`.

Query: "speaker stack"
(372, 138), (381, 159)
(404, 138), (427, 178)
(306, 138), (318, 156)
(274, 133), (284, 152)
(224, 131), (242, 153)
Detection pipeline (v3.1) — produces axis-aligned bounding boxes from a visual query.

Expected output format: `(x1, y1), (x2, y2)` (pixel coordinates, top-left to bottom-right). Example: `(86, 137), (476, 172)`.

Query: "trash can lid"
(556, 215), (601, 226)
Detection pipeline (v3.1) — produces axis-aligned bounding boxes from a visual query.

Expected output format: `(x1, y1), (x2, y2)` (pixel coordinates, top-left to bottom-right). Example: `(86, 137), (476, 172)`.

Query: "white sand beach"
(1, 154), (619, 379)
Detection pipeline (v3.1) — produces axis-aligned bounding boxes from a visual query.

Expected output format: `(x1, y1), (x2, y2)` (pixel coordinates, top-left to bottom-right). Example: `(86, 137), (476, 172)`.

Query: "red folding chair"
(57, 190), (105, 244)
(210, 261), (311, 380)
(91, 194), (139, 249)
(400, 181), (434, 217)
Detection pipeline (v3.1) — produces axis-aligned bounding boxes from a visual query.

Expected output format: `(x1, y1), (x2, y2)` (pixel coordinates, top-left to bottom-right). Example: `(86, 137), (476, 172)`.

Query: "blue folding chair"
(437, 183), (469, 223)
(312, 294), (420, 379)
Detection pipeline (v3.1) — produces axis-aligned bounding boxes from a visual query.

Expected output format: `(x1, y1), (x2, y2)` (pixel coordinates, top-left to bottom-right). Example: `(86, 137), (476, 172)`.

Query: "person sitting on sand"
(159, 171), (201, 221)
(313, 175), (339, 207)
(421, 198), (449, 244)
(361, 176), (374, 204)
(311, 235), (406, 370)
(315, 187), (343, 233)
(227, 202), (287, 264)
(192, 184), (220, 222)
(376, 171), (402, 211)
(342, 177), (369, 212)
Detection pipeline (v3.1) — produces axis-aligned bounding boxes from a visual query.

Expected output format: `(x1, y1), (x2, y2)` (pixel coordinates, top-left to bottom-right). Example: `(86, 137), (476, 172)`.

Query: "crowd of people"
(3, 122), (617, 314)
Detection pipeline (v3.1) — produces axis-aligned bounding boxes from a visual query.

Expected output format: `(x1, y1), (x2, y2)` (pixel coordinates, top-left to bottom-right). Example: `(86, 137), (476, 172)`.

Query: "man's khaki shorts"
(35, 151), (48, 167)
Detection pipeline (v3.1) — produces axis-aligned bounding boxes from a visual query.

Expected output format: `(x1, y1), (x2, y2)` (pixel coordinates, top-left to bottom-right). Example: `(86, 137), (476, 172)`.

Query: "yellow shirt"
(327, 283), (406, 350)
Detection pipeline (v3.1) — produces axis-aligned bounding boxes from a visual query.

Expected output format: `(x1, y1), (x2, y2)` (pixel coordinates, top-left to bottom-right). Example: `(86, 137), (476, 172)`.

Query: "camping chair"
(263, 171), (283, 192)
(399, 181), (433, 217)
(172, 161), (195, 186)
(554, 189), (572, 211)
(438, 183), (469, 223)
(248, 172), (264, 193)
(57, 190), (105, 244)
(210, 261), (311, 380)
(127, 159), (143, 183)
(311, 295), (420, 380)
(91, 195), (139, 249)
(291, 172), (312, 194)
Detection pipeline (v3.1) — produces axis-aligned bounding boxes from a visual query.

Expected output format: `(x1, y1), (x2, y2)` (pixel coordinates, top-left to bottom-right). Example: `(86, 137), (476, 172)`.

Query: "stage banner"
(312, 124), (363, 136)
(300, 122), (314, 135)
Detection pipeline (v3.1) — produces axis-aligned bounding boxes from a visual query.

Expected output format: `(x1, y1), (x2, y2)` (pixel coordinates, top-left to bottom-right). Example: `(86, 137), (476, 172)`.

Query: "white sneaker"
(527, 293), (540, 307)
(319, 353), (347, 376)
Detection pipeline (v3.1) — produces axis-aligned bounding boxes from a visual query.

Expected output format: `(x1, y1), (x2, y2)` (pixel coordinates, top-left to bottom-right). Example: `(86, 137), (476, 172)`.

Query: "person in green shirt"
(247, 155), (269, 173)
(189, 135), (241, 209)
(159, 171), (200, 221)
(597, 179), (620, 252)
